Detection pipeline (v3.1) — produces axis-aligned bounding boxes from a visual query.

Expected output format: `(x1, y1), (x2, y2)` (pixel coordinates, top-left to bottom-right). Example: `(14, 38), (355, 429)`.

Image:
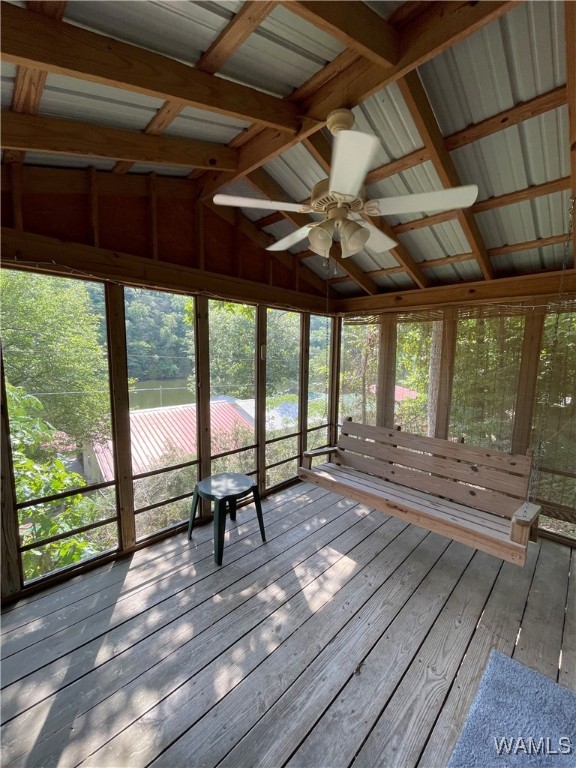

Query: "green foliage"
(1, 270), (110, 445)
(340, 322), (378, 424)
(450, 316), (524, 450)
(6, 385), (114, 580)
(125, 289), (192, 381)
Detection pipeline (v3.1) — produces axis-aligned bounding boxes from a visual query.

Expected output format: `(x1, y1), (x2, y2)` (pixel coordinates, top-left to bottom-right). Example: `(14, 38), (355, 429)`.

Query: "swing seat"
(299, 419), (540, 566)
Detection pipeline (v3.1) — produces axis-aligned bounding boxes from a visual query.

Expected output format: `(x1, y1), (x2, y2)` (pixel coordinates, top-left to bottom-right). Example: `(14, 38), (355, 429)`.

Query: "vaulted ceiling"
(1, 0), (575, 313)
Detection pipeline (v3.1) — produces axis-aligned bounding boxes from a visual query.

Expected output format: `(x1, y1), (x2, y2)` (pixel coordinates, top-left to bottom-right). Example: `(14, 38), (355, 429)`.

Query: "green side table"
(188, 472), (266, 565)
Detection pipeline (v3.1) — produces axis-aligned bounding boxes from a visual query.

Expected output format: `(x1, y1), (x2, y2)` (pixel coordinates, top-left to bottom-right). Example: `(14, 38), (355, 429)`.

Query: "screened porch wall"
(1, 271), (336, 599)
(2, 267), (575, 600)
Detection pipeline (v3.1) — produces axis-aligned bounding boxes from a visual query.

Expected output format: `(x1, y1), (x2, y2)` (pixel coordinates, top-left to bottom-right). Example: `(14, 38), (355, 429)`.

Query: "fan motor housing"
(310, 179), (364, 213)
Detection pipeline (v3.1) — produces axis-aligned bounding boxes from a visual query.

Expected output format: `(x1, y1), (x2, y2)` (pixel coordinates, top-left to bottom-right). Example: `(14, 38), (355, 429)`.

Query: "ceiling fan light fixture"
(339, 219), (370, 258)
(308, 219), (335, 256)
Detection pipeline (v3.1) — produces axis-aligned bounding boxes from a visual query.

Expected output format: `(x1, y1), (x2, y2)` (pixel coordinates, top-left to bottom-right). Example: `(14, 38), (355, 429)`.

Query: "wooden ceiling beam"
(335, 269), (576, 314)
(388, 177), (573, 233)
(398, 71), (494, 280)
(489, 233), (571, 258)
(360, 213), (430, 288)
(4, 0), (66, 165)
(567, 1), (576, 267)
(114, 2), (277, 174)
(1, 228), (330, 313)
(301, 2), (516, 121)
(197, 1), (515, 201)
(196, 1), (277, 75)
(445, 85), (568, 151)
(285, 1), (399, 68)
(0, 2), (299, 133)
(1, 112), (238, 171)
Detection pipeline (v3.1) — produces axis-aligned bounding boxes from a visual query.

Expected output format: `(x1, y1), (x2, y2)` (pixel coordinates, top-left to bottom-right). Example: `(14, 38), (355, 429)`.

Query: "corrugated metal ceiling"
(1, 0), (571, 296)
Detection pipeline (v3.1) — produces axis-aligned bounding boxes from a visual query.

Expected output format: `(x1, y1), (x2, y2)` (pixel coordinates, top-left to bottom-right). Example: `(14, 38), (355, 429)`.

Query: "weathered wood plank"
(149, 525), (439, 768)
(285, 542), (476, 768)
(337, 433), (528, 496)
(58, 517), (412, 768)
(342, 420), (533, 475)
(1, 502), (382, 765)
(299, 464), (527, 565)
(0, 485), (325, 639)
(513, 537), (571, 680)
(351, 551), (502, 768)
(0, 488), (346, 687)
(419, 541), (541, 767)
(560, 547), (576, 691)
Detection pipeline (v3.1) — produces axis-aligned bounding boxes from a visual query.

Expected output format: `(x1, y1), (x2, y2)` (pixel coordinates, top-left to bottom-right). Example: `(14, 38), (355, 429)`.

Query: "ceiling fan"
(213, 109), (478, 259)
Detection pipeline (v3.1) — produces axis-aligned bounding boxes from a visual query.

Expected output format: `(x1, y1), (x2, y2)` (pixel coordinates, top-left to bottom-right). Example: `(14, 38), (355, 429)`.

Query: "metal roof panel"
(40, 73), (163, 130)
(220, 5), (345, 96)
(24, 151), (116, 171)
(164, 106), (249, 143)
(419, 1), (565, 135)
(64, 0), (241, 66)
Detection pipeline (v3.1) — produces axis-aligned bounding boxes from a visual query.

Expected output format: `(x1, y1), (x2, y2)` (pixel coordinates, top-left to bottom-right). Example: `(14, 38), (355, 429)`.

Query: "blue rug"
(448, 650), (576, 767)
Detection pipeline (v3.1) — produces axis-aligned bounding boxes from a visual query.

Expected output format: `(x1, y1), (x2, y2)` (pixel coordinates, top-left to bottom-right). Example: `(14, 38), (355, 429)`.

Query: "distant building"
(85, 399), (254, 483)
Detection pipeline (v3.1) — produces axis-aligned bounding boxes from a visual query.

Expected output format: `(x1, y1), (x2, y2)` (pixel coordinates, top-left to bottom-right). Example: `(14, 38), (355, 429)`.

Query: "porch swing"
(300, 203), (574, 566)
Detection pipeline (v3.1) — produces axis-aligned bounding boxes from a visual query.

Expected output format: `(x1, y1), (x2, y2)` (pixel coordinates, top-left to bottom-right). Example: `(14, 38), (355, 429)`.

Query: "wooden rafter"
(205, 199), (327, 296)
(392, 177), (573, 233)
(197, 1), (515, 201)
(300, 2), (516, 121)
(398, 72), (494, 280)
(567, 1), (576, 266)
(4, 0), (66, 165)
(1, 227), (330, 313)
(0, 2), (299, 133)
(472, 177), (572, 214)
(1, 112), (238, 171)
(114, 1), (277, 175)
(335, 269), (576, 314)
(285, 1), (399, 68)
(445, 85), (567, 151)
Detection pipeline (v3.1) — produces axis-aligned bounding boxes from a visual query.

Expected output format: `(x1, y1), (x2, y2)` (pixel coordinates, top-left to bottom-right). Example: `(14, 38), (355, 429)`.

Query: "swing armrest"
(302, 447), (338, 469)
(510, 502), (541, 546)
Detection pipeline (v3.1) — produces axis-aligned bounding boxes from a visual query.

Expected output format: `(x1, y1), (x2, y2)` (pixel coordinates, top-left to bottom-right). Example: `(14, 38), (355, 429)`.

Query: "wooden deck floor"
(2, 483), (575, 768)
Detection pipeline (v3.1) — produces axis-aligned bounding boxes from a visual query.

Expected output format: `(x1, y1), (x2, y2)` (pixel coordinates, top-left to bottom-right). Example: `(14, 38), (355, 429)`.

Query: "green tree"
(124, 289), (191, 381)
(6, 385), (114, 579)
(1, 270), (110, 446)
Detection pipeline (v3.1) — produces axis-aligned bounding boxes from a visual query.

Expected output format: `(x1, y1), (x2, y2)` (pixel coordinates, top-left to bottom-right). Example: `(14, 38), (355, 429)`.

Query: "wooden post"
(105, 283), (136, 550)
(256, 305), (267, 493)
(194, 199), (205, 271)
(89, 167), (100, 247)
(328, 315), (341, 446)
(10, 162), (23, 231)
(299, 313), (310, 460)
(194, 295), (212, 519)
(149, 173), (159, 260)
(1, 347), (24, 601)
(433, 307), (458, 439)
(376, 313), (397, 428)
(511, 307), (546, 454)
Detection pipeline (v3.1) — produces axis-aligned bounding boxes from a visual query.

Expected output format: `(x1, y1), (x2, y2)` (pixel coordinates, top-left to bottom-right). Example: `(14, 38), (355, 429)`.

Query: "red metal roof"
(92, 400), (253, 482)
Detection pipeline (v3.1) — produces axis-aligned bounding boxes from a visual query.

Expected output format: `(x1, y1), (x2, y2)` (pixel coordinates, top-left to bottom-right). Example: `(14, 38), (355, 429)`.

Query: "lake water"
(129, 378), (195, 409)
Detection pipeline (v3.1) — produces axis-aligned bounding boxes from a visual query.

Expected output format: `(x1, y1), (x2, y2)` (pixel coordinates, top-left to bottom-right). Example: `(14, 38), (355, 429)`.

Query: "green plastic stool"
(188, 472), (266, 565)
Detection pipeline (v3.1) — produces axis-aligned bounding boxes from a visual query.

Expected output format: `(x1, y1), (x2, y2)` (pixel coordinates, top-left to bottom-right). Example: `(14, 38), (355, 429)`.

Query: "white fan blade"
(213, 194), (305, 213)
(329, 130), (380, 199)
(362, 220), (397, 253)
(266, 225), (313, 251)
(367, 185), (479, 216)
